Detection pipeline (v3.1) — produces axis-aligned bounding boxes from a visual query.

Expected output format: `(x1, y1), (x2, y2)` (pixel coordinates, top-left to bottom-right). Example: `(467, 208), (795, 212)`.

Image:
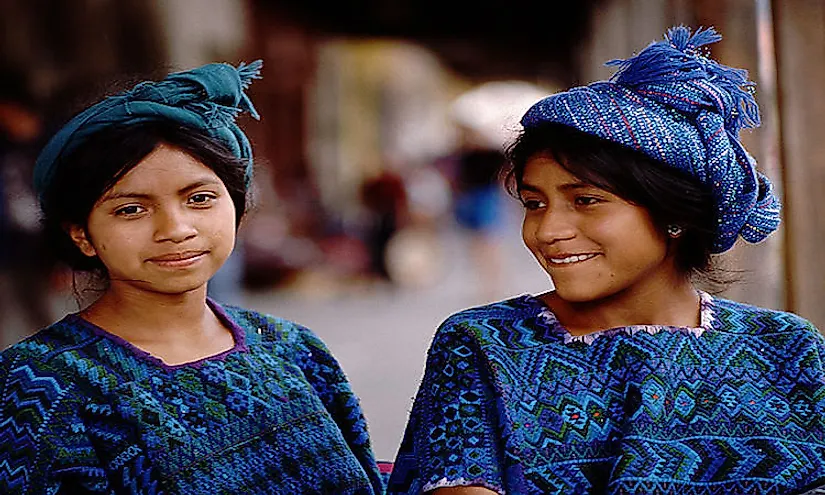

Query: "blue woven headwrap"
(33, 60), (262, 204)
(521, 26), (780, 253)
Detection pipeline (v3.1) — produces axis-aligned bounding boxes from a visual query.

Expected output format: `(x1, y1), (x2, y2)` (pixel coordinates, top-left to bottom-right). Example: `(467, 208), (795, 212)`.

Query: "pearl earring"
(667, 224), (684, 238)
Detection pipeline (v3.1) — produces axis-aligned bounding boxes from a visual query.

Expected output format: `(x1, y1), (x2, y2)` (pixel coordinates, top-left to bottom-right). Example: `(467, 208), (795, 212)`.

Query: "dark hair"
(41, 121), (249, 273)
(503, 122), (718, 279)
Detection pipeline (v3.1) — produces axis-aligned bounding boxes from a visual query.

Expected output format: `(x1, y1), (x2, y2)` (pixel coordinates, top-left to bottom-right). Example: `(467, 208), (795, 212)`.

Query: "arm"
(79, 384), (166, 494)
(387, 320), (505, 495)
(433, 488), (500, 495)
(0, 351), (71, 494)
(0, 348), (127, 494)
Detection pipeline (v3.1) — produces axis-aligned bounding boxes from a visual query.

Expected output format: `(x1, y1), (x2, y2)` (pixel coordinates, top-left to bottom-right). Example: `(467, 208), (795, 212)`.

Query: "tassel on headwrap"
(33, 60), (263, 203)
(521, 26), (780, 253)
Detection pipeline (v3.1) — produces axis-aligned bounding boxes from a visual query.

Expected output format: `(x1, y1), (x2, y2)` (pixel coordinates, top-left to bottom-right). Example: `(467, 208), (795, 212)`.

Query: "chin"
(159, 283), (209, 296)
(552, 283), (618, 304)
(137, 275), (212, 296)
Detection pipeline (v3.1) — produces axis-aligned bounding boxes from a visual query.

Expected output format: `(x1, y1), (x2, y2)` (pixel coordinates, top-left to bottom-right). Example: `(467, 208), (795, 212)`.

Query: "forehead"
(110, 144), (220, 191)
(521, 153), (581, 186)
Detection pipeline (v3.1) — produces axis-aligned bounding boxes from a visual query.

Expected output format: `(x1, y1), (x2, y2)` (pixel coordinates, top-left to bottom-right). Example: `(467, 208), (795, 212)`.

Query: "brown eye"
(188, 193), (216, 206)
(574, 196), (601, 207)
(115, 205), (145, 216)
(521, 199), (546, 211)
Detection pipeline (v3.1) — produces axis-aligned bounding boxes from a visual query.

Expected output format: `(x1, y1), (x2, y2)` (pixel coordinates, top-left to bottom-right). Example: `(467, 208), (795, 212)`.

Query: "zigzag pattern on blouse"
(388, 294), (825, 494)
(0, 305), (382, 494)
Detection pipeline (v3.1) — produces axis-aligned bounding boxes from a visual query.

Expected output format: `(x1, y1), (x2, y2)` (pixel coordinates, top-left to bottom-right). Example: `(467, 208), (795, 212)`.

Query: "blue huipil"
(389, 293), (825, 494)
(0, 301), (383, 494)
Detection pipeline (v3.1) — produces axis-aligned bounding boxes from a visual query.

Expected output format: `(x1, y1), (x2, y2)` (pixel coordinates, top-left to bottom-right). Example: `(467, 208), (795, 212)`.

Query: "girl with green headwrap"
(0, 62), (384, 494)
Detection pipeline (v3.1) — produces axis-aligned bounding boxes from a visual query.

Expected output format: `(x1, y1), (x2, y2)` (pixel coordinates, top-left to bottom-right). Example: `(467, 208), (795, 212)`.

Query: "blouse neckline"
(522, 291), (715, 345)
(65, 298), (249, 371)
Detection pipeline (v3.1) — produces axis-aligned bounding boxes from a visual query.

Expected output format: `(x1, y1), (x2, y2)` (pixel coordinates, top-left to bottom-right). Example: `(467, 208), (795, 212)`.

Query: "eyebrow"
(518, 181), (594, 195)
(100, 177), (222, 202)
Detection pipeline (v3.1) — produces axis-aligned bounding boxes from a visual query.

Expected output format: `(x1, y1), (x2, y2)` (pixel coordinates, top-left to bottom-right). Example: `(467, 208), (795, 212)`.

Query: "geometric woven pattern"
(387, 294), (825, 494)
(0, 301), (382, 494)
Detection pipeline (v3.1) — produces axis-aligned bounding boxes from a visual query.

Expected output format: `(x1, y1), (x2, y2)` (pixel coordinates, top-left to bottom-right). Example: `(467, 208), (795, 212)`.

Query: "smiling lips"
(147, 250), (208, 267)
(547, 253), (599, 265)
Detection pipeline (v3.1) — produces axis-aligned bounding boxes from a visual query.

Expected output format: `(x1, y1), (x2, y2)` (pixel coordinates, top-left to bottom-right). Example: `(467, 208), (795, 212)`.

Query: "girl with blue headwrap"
(387, 27), (825, 495)
(0, 62), (384, 494)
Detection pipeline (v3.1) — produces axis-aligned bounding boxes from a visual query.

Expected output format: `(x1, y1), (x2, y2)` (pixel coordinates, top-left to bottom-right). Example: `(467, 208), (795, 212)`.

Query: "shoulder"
(0, 322), (89, 454)
(433, 295), (550, 350)
(0, 317), (97, 385)
(219, 304), (323, 347)
(3, 316), (83, 357)
(218, 304), (337, 366)
(712, 297), (819, 335)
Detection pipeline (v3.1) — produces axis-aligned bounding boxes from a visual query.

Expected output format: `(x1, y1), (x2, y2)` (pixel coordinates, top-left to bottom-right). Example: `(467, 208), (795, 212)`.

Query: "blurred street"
(245, 201), (549, 460)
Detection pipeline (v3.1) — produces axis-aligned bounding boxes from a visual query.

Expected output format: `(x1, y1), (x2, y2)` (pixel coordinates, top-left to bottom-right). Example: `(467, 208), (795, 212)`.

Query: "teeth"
(549, 254), (596, 265)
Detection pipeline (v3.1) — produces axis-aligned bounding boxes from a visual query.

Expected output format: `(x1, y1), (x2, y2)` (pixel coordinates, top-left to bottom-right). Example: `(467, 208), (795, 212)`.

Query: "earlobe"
(666, 224), (684, 238)
(66, 224), (97, 258)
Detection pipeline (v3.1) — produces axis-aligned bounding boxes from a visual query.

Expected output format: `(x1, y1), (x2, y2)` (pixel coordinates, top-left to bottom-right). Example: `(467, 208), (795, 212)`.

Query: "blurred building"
(0, 0), (823, 328)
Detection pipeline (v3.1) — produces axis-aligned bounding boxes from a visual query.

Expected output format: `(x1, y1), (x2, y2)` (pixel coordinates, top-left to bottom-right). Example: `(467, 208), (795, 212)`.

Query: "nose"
(532, 209), (576, 244)
(153, 205), (197, 243)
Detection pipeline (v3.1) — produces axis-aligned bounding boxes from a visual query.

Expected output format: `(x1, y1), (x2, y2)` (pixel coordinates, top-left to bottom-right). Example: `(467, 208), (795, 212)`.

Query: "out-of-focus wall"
(0, 0), (167, 109)
(154, 0), (249, 70)
(309, 40), (458, 222)
(772, 0), (825, 330)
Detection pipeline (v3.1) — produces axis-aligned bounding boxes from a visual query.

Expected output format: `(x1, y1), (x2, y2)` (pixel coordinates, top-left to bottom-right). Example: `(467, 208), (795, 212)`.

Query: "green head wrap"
(33, 60), (262, 204)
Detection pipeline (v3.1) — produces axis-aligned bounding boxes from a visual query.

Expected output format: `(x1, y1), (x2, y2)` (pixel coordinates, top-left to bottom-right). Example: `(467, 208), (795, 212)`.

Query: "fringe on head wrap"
(521, 26), (780, 253)
(33, 60), (263, 205)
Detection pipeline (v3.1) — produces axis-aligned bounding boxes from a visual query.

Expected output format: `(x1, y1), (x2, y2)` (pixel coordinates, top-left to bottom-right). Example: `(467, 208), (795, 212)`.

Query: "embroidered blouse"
(388, 293), (825, 494)
(0, 301), (383, 494)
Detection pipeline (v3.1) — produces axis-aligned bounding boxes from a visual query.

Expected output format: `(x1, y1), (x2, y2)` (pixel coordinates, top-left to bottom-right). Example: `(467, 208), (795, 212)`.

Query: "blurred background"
(1, 0), (823, 460)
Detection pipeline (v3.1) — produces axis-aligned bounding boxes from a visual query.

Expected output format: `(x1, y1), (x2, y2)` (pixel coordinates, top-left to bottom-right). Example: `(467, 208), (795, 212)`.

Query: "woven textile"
(388, 294), (825, 494)
(521, 27), (780, 253)
(0, 302), (382, 494)
(34, 60), (262, 202)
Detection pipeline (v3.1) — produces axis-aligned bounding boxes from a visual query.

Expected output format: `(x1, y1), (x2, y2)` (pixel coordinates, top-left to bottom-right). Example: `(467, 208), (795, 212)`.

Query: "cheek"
(521, 219), (530, 245)
(203, 202), (238, 244)
(611, 220), (668, 263)
(91, 228), (142, 262)
(597, 210), (659, 244)
(86, 210), (151, 251)
(629, 218), (668, 255)
(521, 217), (537, 246)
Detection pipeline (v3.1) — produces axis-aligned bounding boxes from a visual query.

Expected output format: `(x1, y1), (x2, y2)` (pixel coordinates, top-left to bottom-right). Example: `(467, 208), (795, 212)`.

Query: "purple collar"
(66, 298), (249, 371)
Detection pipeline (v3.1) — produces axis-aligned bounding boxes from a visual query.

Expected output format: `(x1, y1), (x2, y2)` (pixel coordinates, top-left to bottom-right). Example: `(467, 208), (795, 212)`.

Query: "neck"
(545, 273), (700, 336)
(81, 283), (216, 345)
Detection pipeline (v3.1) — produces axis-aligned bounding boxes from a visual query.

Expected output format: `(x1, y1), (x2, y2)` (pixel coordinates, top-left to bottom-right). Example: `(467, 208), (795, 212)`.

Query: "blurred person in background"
(360, 169), (410, 282)
(360, 162), (452, 290)
(0, 69), (54, 345)
(382, 162), (452, 289)
(449, 143), (506, 300)
(388, 27), (825, 494)
(445, 81), (546, 302)
(0, 61), (384, 494)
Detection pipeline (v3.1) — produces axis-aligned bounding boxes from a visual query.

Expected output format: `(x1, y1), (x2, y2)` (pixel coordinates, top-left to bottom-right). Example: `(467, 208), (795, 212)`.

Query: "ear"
(66, 224), (97, 258)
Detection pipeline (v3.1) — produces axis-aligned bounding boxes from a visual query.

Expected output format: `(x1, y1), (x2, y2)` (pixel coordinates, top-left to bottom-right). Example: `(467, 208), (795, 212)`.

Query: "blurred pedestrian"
(451, 145), (506, 300)
(360, 170), (409, 281)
